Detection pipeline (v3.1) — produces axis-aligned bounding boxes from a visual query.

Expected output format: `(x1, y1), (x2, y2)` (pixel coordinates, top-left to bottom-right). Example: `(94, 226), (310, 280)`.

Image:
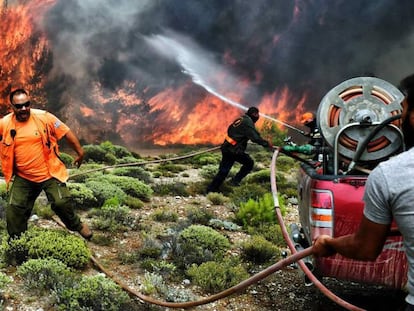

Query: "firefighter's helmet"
(300, 112), (315, 125)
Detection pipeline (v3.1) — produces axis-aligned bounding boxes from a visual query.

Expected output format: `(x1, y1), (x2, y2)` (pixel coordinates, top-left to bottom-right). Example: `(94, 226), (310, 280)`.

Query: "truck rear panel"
(298, 163), (408, 289)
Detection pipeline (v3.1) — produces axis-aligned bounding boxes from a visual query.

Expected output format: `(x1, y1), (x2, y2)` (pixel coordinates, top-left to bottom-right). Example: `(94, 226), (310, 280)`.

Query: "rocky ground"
(0, 154), (410, 311)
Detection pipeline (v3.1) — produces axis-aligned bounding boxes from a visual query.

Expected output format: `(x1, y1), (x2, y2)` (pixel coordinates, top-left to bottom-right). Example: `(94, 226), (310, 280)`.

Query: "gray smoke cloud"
(23, 0), (414, 146)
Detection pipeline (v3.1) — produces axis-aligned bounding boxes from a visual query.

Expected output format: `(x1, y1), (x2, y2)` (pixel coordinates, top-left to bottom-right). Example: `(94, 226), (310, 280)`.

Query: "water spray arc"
(145, 33), (306, 136)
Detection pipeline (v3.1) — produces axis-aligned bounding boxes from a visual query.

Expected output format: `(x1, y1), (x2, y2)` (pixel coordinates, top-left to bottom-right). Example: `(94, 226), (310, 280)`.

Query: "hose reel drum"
(317, 77), (405, 165)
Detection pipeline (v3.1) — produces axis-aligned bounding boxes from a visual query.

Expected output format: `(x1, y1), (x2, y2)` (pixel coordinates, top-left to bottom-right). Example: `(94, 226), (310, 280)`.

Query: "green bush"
(92, 199), (135, 232)
(185, 206), (213, 225)
(156, 162), (186, 174)
(0, 183), (8, 199)
(206, 192), (229, 205)
(200, 164), (220, 179)
(83, 145), (107, 163)
(235, 192), (277, 227)
(55, 274), (129, 311)
(111, 166), (152, 183)
(137, 236), (163, 259)
(67, 182), (98, 209)
(0, 272), (11, 292)
(191, 153), (221, 167)
(17, 258), (74, 292)
(84, 180), (126, 206)
(152, 182), (189, 197)
(173, 225), (230, 269)
(99, 175), (153, 202)
(276, 155), (298, 172)
(123, 195), (144, 209)
(248, 223), (286, 247)
(245, 169), (271, 186)
(58, 152), (74, 167)
(4, 228), (91, 269)
(100, 141), (132, 159)
(152, 208), (178, 222)
(241, 235), (280, 264)
(229, 183), (268, 206)
(187, 259), (249, 293)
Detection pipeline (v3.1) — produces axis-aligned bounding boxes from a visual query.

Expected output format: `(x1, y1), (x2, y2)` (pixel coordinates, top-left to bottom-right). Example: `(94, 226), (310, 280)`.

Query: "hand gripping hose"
(271, 147), (365, 311)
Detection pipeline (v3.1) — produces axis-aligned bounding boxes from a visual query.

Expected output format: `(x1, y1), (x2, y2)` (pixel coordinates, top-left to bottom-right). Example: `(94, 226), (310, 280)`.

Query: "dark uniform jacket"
(221, 114), (269, 154)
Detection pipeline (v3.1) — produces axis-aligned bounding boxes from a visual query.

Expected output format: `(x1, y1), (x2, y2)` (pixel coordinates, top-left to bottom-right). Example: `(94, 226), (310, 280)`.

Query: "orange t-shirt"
(13, 115), (69, 182)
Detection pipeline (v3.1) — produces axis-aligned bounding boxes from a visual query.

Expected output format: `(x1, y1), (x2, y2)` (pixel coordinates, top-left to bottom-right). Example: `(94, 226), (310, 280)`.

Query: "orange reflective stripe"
(225, 135), (237, 145)
(311, 214), (332, 222)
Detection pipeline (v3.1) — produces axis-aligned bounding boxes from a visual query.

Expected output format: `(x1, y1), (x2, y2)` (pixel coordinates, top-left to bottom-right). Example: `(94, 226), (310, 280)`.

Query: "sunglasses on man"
(13, 101), (31, 109)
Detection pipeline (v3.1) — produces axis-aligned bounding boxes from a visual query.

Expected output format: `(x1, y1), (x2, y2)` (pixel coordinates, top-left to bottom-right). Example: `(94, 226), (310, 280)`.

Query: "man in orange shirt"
(0, 88), (92, 240)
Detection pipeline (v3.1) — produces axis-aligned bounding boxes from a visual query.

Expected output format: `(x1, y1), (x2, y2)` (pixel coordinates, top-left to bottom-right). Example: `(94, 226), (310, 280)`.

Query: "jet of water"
(145, 32), (304, 134)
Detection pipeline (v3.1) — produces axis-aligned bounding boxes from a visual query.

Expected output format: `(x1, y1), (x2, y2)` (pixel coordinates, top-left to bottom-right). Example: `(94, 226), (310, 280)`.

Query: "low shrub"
(138, 236), (163, 259)
(55, 274), (129, 311)
(229, 183), (268, 206)
(0, 272), (11, 292)
(67, 182), (98, 209)
(84, 180), (126, 207)
(58, 152), (74, 167)
(187, 259), (249, 293)
(199, 164), (219, 179)
(241, 235), (279, 264)
(152, 182), (189, 197)
(248, 223), (286, 247)
(185, 206), (213, 225)
(4, 228), (91, 269)
(173, 225), (230, 269)
(245, 169), (271, 186)
(235, 192), (276, 227)
(91, 199), (135, 232)
(17, 258), (74, 292)
(99, 175), (153, 202)
(276, 155), (298, 172)
(111, 166), (152, 183)
(206, 192), (229, 205)
(191, 153), (221, 167)
(152, 208), (178, 222)
(123, 195), (144, 209)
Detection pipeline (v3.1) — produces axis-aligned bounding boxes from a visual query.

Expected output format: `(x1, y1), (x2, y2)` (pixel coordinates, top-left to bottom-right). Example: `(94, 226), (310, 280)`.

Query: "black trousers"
(207, 150), (254, 192)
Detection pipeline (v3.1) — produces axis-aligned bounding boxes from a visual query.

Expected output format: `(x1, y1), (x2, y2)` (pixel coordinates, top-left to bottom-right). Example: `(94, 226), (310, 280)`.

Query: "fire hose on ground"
(52, 145), (366, 309)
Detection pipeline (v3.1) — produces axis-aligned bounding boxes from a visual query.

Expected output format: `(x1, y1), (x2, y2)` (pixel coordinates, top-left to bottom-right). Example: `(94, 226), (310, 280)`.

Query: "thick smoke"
(17, 0), (414, 147)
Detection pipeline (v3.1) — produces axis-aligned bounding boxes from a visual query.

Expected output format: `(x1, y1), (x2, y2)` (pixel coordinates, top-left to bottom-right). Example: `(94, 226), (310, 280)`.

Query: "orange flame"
(0, 0), (56, 106)
(2, 1), (308, 147)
